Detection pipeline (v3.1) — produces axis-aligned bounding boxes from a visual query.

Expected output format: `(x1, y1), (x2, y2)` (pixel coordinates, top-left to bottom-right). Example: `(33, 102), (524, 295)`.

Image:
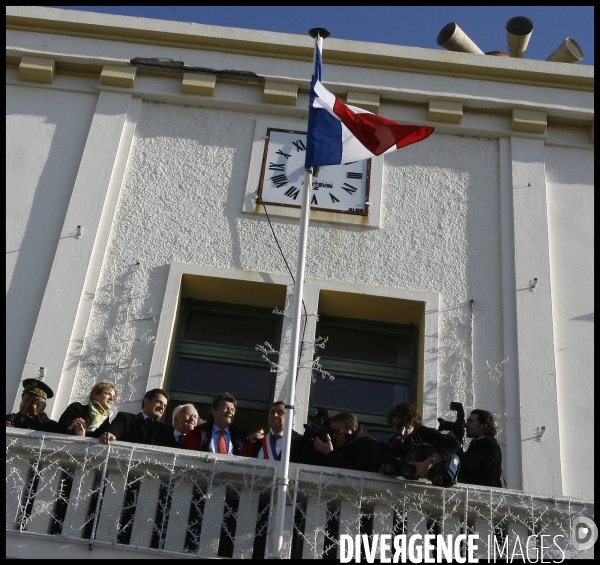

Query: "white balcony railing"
(6, 429), (594, 560)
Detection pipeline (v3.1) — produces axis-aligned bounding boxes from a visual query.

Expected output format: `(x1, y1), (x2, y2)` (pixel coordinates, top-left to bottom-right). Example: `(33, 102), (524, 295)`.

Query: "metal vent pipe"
(506, 16), (534, 58)
(437, 22), (484, 55)
(546, 38), (584, 63)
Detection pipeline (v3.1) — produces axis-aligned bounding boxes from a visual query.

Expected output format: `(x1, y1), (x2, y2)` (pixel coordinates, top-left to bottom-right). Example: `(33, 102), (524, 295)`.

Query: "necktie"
(218, 429), (227, 454)
(271, 433), (281, 459)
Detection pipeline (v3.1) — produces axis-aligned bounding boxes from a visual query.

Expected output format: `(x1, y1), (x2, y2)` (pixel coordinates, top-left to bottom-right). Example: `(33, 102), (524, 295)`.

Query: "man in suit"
(6, 379), (62, 433)
(182, 392), (248, 454)
(98, 388), (174, 447)
(240, 401), (303, 461)
(172, 403), (203, 446)
(457, 409), (503, 487)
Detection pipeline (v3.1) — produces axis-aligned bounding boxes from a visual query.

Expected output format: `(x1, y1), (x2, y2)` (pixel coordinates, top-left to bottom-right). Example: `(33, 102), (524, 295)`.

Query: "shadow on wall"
(6, 86), (97, 411)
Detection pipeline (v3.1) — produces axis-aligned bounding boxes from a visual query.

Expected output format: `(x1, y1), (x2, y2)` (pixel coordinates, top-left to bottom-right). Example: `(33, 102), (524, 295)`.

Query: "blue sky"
(46, 6), (594, 66)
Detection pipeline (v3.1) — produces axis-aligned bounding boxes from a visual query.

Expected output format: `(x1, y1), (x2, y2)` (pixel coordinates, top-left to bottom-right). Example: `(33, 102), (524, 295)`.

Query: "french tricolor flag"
(305, 43), (435, 168)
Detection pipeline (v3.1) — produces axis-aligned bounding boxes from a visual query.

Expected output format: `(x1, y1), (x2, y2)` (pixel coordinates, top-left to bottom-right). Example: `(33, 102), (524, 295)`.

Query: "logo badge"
(572, 516), (597, 551)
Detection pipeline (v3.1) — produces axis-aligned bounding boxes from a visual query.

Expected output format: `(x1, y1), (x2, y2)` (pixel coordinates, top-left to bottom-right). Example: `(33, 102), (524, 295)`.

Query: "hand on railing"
(99, 431), (116, 445)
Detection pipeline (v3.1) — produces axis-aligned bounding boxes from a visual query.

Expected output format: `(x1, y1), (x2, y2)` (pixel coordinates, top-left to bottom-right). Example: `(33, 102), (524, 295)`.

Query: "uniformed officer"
(6, 379), (62, 433)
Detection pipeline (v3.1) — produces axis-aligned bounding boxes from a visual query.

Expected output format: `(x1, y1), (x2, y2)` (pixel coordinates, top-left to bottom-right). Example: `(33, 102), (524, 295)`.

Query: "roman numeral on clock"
(341, 182), (358, 195)
(268, 162), (285, 171)
(284, 186), (300, 200)
(275, 149), (291, 159)
(329, 193), (340, 203)
(347, 172), (363, 179)
(271, 174), (288, 188)
(292, 139), (306, 152)
(311, 194), (318, 205)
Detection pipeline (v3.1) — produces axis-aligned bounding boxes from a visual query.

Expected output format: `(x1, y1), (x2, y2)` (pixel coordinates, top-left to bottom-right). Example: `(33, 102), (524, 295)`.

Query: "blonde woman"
(58, 382), (117, 437)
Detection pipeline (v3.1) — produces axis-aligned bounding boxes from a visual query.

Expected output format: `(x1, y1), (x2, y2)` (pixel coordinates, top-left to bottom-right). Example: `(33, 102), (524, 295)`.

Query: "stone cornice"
(6, 6), (594, 92)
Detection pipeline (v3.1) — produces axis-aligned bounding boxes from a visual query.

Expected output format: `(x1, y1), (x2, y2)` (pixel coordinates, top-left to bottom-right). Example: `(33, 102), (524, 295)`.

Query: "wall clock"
(258, 128), (370, 215)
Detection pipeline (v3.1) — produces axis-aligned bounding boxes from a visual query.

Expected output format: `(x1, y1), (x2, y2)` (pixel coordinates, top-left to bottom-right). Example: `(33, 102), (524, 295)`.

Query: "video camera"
(437, 401), (465, 442)
(302, 408), (331, 442)
(372, 411), (462, 487)
(372, 425), (411, 475)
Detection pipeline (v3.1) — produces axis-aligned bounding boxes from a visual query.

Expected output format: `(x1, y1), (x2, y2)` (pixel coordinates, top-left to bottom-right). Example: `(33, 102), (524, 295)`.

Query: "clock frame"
(243, 118), (384, 229)
(257, 128), (371, 216)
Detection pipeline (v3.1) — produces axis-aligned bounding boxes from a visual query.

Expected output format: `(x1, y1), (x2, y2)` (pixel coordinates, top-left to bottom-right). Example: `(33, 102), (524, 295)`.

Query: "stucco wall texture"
(73, 100), (505, 429)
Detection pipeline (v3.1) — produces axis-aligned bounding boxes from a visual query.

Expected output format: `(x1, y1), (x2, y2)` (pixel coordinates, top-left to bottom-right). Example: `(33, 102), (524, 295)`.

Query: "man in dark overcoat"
(97, 388), (174, 447)
(458, 409), (503, 487)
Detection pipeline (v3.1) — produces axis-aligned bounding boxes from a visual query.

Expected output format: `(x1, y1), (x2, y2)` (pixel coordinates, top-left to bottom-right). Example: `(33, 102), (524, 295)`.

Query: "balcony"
(6, 428), (594, 560)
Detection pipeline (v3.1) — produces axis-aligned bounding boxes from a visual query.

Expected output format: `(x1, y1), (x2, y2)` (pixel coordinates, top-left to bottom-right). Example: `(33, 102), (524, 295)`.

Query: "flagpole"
(271, 28), (329, 559)
(270, 169), (311, 559)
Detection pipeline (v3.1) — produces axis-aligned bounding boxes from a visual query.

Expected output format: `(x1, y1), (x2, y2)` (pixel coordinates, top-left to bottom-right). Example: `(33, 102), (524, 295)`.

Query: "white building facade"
(6, 6), (594, 559)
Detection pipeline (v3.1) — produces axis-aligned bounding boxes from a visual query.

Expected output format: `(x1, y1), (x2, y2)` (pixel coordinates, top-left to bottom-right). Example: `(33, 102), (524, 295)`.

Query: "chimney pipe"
(437, 22), (484, 55)
(506, 16), (534, 58)
(546, 38), (584, 63)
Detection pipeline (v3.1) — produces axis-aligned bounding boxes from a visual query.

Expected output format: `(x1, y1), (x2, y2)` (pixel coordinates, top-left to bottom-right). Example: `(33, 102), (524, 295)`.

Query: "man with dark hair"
(98, 388), (174, 447)
(457, 409), (503, 487)
(240, 401), (303, 461)
(382, 402), (460, 478)
(182, 392), (248, 454)
(312, 410), (379, 473)
(6, 379), (62, 433)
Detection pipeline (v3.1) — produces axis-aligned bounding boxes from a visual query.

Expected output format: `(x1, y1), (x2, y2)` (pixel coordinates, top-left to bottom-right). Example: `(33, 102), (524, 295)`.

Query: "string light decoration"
(256, 339), (334, 384)
(6, 430), (593, 559)
(74, 261), (159, 405)
(437, 304), (508, 413)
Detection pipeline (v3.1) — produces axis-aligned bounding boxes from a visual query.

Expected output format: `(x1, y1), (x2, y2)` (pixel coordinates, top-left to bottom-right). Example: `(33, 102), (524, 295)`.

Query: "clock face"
(258, 128), (370, 215)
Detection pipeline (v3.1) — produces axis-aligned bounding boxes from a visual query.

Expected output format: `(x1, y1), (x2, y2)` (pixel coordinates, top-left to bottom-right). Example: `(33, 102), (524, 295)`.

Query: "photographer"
(457, 409), (503, 487)
(383, 403), (460, 479)
(312, 411), (379, 473)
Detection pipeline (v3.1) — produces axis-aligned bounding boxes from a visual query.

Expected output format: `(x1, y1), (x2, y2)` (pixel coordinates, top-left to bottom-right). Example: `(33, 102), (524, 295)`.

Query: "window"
(151, 266), (437, 438)
(165, 299), (283, 432)
(310, 315), (418, 436)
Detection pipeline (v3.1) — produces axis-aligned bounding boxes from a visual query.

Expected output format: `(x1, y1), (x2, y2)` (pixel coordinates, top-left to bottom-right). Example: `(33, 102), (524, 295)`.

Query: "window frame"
(309, 314), (419, 427)
(164, 298), (284, 411)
